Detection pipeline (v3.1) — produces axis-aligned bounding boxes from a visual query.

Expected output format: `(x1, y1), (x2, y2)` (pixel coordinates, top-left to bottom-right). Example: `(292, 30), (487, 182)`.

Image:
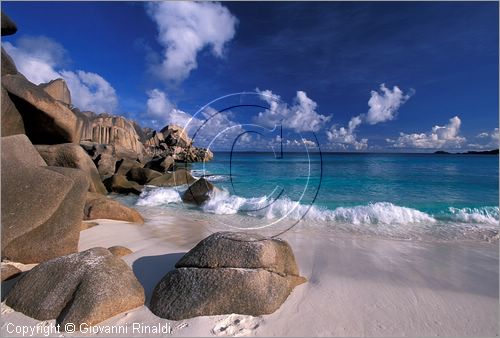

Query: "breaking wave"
(136, 186), (182, 206)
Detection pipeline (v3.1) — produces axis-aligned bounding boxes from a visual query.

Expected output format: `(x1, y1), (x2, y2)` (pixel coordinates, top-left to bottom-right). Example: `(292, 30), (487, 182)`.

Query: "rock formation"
(2, 47), (18, 76)
(78, 112), (145, 157)
(147, 168), (196, 187)
(1, 84), (24, 136)
(143, 124), (214, 162)
(5, 247), (145, 328)
(150, 232), (306, 320)
(1, 12), (17, 36)
(1, 135), (88, 263)
(35, 143), (107, 194)
(103, 174), (143, 195)
(126, 167), (162, 185)
(2, 74), (81, 144)
(84, 192), (144, 224)
(39, 78), (71, 106)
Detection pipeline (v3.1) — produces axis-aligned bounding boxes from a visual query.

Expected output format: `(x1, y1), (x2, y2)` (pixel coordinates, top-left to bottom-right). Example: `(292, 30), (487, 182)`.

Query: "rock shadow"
(132, 252), (186, 304)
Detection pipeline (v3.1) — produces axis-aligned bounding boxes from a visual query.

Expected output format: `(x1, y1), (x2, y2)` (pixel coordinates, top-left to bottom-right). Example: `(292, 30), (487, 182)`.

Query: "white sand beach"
(1, 218), (498, 337)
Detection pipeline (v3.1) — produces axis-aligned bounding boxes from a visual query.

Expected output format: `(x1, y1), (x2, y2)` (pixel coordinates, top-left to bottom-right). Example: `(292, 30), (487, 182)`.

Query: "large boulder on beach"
(182, 178), (218, 205)
(39, 78), (71, 106)
(148, 168), (196, 187)
(150, 232), (306, 320)
(1, 85), (25, 136)
(1, 12), (17, 36)
(5, 247), (145, 328)
(84, 192), (144, 223)
(2, 74), (81, 144)
(176, 232), (301, 276)
(103, 174), (142, 195)
(1, 135), (89, 263)
(126, 167), (162, 185)
(35, 143), (107, 194)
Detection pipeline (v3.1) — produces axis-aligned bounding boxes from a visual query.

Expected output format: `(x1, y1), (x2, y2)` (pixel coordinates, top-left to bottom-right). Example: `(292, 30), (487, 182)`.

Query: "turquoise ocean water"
(121, 152), (499, 242)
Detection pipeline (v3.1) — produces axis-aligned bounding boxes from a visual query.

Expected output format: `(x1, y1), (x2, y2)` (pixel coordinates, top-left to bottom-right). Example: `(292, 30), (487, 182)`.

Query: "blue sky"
(2, 1), (498, 151)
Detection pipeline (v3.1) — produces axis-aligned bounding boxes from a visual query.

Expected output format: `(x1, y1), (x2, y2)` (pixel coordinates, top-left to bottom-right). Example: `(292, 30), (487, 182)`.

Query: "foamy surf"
(136, 186), (499, 225)
(136, 186), (182, 206)
(203, 191), (437, 225)
(447, 206), (499, 225)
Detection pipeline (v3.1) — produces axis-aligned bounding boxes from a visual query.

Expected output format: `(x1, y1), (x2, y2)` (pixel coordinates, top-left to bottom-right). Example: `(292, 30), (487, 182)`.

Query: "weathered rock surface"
(143, 124), (213, 163)
(35, 143), (107, 194)
(103, 174), (142, 195)
(78, 113), (145, 157)
(1, 85), (25, 136)
(144, 156), (174, 173)
(81, 221), (98, 231)
(160, 125), (192, 148)
(1, 135), (89, 263)
(2, 47), (18, 76)
(84, 192), (144, 223)
(2, 74), (81, 144)
(126, 167), (162, 185)
(150, 232), (306, 320)
(80, 141), (117, 179)
(5, 247), (145, 328)
(39, 78), (71, 106)
(1, 12), (17, 36)
(115, 158), (143, 176)
(108, 246), (133, 257)
(1, 263), (22, 281)
(182, 178), (218, 205)
(177, 232), (302, 276)
(148, 168), (196, 187)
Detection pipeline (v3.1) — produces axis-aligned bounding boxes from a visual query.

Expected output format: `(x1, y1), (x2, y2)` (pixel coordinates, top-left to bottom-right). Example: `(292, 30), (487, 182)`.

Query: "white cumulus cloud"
(255, 89), (331, 132)
(4, 36), (118, 113)
(387, 116), (466, 149)
(146, 1), (238, 82)
(326, 115), (368, 150)
(366, 84), (413, 125)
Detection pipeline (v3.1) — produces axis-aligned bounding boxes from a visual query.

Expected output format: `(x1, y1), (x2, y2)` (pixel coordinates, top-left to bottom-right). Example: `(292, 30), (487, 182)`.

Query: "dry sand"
(1, 218), (498, 337)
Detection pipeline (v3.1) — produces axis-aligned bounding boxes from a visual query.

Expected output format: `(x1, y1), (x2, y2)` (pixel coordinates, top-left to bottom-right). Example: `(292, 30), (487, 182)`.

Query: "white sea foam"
(448, 207), (499, 225)
(201, 189), (436, 225)
(136, 187), (182, 206)
(202, 189), (266, 215)
(133, 186), (499, 236)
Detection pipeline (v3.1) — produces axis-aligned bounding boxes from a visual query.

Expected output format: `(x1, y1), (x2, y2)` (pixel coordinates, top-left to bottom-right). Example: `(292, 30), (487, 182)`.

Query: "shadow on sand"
(132, 252), (186, 304)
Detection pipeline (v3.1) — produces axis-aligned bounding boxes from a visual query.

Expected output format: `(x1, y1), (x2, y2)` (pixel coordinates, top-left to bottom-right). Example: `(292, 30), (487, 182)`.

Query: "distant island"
(434, 149), (499, 155)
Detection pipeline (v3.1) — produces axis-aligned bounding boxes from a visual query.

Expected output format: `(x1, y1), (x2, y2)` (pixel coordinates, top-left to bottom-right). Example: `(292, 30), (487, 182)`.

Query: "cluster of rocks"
(1, 12), (305, 328)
